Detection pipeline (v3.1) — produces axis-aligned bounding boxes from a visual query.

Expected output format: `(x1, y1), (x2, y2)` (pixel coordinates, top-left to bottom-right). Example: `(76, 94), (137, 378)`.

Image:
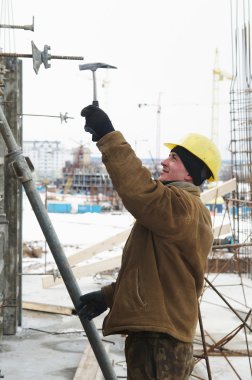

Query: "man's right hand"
(81, 105), (115, 142)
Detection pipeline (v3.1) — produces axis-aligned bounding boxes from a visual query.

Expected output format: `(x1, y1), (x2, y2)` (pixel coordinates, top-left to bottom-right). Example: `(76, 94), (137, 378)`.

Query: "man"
(77, 105), (221, 380)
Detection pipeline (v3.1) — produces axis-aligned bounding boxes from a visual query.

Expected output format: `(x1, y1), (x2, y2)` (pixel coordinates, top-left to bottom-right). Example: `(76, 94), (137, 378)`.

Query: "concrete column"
(3, 57), (23, 334)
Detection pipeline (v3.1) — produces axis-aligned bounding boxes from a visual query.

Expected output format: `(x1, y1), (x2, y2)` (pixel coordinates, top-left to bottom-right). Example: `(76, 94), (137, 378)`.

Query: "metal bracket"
(59, 112), (73, 123)
(0, 41), (84, 75)
(5, 150), (34, 182)
(31, 41), (51, 73)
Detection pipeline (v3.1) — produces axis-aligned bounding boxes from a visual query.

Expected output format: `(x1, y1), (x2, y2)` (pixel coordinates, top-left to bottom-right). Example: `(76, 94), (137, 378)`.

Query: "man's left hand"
(77, 290), (108, 320)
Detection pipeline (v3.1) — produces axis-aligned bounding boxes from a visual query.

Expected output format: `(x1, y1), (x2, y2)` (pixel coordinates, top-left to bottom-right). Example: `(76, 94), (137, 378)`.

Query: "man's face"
(158, 151), (192, 182)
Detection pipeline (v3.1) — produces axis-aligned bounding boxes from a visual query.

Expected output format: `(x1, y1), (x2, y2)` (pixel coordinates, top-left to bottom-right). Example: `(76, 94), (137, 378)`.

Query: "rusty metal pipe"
(0, 106), (117, 380)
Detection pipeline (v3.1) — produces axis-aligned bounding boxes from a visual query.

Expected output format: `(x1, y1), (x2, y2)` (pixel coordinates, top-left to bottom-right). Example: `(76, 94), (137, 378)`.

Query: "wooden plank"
(212, 223), (231, 238)
(68, 228), (131, 266)
(73, 344), (100, 380)
(73, 343), (110, 380)
(42, 254), (122, 289)
(73, 344), (106, 380)
(41, 228), (130, 289)
(22, 301), (73, 315)
(200, 178), (236, 204)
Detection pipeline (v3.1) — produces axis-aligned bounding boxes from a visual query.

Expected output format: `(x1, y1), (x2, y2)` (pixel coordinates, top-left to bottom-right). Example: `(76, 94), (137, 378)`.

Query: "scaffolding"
(230, 0), (252, 278)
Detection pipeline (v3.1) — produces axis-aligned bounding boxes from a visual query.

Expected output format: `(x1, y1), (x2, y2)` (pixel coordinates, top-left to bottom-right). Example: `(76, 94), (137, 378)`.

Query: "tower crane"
(211, 49), (233, 147)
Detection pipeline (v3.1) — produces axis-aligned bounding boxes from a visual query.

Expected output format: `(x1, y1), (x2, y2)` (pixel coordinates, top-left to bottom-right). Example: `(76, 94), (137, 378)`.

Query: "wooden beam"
(200, 178), (236, 204)
(73, 343), (108, 380)
(42, 254), (122, 289)
(22, 301), (73, 315)
(68, 228), (130, 266)
(41, 228), (130, 289)
(73, 344), (100, 380)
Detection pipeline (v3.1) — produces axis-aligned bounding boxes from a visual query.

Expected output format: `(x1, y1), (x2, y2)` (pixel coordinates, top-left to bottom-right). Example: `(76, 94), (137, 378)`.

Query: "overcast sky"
(0, 0), (233, 160)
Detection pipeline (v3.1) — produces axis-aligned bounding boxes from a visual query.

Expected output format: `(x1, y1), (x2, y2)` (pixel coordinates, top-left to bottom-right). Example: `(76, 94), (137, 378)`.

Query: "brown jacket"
(97, 131), (213, 343)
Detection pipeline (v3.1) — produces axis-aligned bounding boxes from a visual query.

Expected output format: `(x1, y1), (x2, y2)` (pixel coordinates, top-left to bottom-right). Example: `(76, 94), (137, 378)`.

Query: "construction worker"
(77, 105), (221, 380)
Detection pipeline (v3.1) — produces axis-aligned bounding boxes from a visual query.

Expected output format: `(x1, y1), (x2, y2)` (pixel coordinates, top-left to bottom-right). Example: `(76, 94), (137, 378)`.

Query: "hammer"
(79, 62), (117, 107)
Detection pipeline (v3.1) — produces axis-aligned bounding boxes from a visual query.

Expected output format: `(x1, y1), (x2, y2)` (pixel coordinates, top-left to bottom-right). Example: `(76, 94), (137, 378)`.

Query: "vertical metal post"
(0, 214), (9, 338)
(0, 61), (5, 339)
(0, 107), (117, 379)
(2, 57), (23, 334)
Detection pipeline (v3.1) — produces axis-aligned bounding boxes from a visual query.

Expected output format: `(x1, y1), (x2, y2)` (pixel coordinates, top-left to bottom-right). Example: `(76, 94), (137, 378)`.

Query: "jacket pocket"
(116, 267), (147, 311)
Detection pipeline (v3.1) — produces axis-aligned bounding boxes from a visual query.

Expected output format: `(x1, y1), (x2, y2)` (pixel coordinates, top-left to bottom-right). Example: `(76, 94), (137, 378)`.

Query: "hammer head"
(79, 62), (117, 72)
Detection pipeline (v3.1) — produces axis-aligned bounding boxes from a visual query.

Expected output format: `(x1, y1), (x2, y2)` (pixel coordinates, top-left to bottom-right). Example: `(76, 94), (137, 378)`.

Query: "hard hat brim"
(164, 142), (177, 150)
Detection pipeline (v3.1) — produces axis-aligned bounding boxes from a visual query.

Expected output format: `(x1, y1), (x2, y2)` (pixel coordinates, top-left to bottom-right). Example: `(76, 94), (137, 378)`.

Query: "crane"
(211, 49), (233, 147)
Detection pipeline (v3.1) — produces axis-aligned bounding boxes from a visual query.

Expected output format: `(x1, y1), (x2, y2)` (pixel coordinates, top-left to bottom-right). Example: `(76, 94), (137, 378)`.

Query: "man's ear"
(184, 172), (193, 182)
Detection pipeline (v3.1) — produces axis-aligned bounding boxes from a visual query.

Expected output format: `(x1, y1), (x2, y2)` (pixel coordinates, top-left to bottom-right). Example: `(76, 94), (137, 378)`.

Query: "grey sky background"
(1, 0), (232, 160)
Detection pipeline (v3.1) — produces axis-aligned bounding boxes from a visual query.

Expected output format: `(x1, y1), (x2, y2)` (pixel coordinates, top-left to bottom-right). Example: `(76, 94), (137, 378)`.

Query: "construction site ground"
(1, 265), (252, 379)
(1, 275), (127, 380)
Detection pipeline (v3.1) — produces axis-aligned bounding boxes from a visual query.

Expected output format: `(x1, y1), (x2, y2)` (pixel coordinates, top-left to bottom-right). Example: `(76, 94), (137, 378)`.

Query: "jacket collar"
(162, 181), (201, 197)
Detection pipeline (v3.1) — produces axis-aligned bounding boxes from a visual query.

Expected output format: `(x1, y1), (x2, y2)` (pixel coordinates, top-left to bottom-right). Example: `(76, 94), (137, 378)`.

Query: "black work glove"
(81, 105), (115, 142)
(77, 290), (107, 320)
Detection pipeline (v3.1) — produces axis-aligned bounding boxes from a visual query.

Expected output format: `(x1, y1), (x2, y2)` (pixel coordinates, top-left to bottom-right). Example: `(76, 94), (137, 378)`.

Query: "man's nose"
(161, 157), (169, 165)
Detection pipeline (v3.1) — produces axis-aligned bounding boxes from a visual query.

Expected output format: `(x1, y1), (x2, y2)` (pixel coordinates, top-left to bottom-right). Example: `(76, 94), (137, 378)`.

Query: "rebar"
(0, 16), (34, 31)
(230, 0), (252, 278)
(0, 52), (83, 61)
(204, 277), (252, 332)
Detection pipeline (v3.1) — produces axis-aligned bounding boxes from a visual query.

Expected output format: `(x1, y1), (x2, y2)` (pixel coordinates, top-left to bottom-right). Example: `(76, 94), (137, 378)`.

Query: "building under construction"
(62, 145), (114, 195)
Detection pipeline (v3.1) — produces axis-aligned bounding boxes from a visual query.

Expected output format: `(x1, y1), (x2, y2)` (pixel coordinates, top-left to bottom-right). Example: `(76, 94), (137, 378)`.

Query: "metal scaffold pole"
(0, 106), (117, 380)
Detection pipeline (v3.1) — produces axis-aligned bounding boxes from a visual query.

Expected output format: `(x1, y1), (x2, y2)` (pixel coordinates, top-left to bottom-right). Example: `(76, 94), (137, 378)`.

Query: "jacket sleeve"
(101, 282), (116, 308)
(97, 132), (198, 238)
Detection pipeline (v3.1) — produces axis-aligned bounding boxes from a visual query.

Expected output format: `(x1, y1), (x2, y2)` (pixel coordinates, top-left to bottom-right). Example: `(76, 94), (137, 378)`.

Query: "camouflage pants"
(125, 332), (194, 380)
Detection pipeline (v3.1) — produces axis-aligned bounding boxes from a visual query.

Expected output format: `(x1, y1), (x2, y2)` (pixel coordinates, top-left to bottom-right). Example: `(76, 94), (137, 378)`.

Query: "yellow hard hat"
(164, 133), (221, 182)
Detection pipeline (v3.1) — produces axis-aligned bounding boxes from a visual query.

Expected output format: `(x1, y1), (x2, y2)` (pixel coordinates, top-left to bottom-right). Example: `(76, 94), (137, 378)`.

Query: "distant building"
(23, 140), (71, 181)
(23, 141), (160, 198)
(62, 145), (113, 194)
